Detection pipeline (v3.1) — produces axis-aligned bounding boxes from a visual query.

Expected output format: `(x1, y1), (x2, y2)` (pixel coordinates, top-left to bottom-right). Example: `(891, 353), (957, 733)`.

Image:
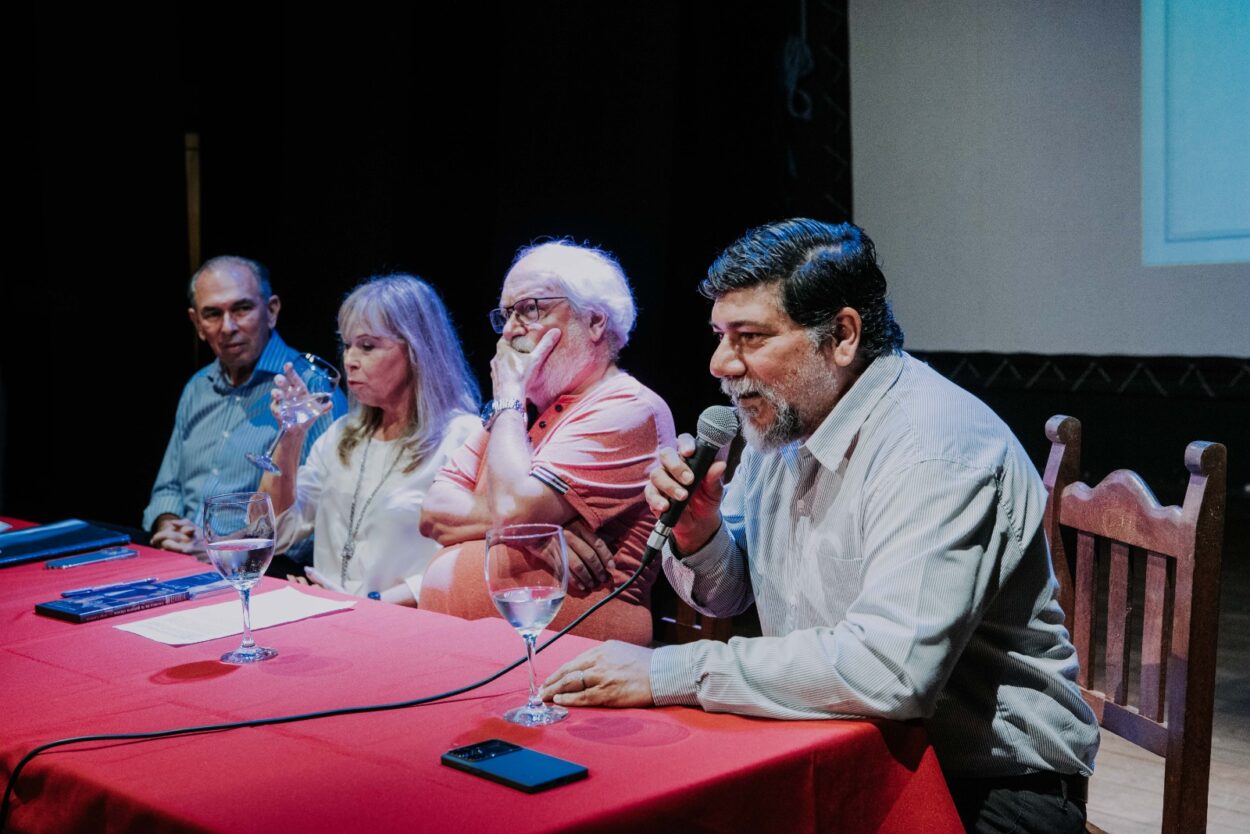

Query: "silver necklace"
(341, 435), (404, 586)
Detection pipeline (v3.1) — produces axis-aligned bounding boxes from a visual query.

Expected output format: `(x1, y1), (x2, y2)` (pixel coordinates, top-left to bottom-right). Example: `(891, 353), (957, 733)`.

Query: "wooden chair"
(650, 574), (734, 644)
(1042, 415), (1226, 833)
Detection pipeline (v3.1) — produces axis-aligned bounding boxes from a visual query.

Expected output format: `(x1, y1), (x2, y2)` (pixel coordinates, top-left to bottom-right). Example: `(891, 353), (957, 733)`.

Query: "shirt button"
(539, 421), (547, 429)
(222, 430), (230, 438)
(554, 404), (564, 412)
(211, 468), (220, 476)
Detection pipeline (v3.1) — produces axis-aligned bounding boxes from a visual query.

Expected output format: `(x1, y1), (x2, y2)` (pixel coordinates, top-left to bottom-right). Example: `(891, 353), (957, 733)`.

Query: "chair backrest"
(650, 570), (735, 644)
(1042, 415), (1226, 833)
(651, 583), (735, 644)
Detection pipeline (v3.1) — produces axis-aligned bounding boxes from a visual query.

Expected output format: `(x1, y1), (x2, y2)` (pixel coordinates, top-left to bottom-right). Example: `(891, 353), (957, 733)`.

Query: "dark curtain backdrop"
(4, 2), (853, 525)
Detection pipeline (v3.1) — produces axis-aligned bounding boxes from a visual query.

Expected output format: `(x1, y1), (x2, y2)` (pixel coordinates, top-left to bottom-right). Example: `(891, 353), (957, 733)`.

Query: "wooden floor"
(1084, 496), (1250, 833)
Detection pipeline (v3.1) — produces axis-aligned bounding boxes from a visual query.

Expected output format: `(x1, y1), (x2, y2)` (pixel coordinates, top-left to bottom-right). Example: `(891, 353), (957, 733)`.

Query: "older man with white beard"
(418, 241), (675, 646)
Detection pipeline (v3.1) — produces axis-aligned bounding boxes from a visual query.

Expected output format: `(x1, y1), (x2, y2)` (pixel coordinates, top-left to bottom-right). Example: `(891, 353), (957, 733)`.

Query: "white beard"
(515, 327), (593, 404)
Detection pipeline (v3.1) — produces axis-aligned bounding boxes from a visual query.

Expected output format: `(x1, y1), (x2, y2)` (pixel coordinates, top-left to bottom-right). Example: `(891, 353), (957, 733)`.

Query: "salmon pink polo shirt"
(434, 371), (676, 606)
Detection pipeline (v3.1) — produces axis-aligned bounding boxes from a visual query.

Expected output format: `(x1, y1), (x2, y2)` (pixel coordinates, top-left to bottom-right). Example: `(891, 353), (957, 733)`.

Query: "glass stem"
(239, 587), (256, 651)
(524, 633), (541, 708)
(262, 424), (289, 462)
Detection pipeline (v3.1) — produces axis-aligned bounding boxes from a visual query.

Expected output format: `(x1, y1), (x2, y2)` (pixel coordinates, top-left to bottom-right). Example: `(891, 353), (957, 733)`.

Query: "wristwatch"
(480, 398), (526, 430)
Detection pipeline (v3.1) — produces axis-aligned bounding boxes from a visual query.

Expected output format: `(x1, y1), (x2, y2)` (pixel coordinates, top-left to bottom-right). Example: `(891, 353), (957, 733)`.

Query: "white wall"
(849, 0), (1250, 356)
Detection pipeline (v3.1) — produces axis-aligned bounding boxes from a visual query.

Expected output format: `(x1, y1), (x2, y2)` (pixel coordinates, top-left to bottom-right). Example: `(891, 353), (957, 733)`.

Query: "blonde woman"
(261, 274), (480, 604)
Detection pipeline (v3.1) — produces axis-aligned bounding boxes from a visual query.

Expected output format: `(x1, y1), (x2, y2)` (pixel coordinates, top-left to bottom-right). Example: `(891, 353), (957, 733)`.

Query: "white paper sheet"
(114, 586), (356, 645)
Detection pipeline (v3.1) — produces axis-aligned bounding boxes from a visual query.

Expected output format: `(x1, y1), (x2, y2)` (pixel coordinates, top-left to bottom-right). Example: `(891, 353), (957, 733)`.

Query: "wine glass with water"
(485, 523), (569, 726)
(247, 353), (340, 474)
(202, 492), (278, 664)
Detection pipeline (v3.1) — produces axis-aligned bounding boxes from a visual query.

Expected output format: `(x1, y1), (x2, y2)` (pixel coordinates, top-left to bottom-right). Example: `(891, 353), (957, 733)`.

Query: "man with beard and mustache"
(419, 240), (675, 646)
(539, 220), (1099, 834)
(144, 256), (344, 555)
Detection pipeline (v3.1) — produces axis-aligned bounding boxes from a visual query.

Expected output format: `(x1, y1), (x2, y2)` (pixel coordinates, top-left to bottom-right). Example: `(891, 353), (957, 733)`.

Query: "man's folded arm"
(421, 474), (577, 545)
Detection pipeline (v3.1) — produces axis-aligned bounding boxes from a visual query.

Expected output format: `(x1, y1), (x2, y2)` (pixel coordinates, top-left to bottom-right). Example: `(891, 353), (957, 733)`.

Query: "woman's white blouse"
(275, 413), (479, 600)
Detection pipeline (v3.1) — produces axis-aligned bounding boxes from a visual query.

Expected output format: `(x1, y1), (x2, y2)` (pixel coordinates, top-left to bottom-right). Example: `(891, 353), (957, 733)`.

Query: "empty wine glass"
(485, 524), (569, 726)
(247, 353), (340, 474)
(202, 492), (278, 664)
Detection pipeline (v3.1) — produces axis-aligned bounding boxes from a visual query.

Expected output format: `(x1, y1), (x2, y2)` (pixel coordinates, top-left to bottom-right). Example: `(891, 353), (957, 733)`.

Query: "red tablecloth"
(0, 524), (961, 833)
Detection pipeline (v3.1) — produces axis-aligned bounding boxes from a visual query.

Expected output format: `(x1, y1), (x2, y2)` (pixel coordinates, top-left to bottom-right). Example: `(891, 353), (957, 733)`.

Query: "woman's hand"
(268, 362), (331, 428)
(303, 566), (348, 594)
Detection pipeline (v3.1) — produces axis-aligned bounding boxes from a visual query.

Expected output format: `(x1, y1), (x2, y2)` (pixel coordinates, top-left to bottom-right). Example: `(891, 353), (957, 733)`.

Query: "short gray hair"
(188, 256), (272, 306)
(511, 239), (636, 358)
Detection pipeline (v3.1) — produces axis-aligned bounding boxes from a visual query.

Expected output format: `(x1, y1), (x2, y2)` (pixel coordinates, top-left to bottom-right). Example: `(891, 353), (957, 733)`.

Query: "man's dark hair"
(700, 218), (904, 360)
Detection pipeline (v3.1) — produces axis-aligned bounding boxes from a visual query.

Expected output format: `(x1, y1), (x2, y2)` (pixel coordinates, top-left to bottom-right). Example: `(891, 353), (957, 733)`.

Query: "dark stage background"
(5, 2), (1243, 531)
(4, 2), (854, 526)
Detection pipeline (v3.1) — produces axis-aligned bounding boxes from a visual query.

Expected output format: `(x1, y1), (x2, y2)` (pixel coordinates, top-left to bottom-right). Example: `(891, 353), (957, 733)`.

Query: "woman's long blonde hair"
(336, 274), (480, 472)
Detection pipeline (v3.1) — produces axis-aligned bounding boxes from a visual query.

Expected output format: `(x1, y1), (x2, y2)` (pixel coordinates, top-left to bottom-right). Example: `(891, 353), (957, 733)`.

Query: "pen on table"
(61, 577), (158, 598)
(188, 584), (233, 600)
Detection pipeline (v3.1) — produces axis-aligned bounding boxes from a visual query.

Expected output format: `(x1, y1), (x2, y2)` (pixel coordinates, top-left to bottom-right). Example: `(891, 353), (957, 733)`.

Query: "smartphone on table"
(441, 739), (587, 793)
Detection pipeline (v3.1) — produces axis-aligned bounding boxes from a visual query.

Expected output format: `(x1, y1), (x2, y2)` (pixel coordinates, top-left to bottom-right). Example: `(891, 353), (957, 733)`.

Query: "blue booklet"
(0, 519), (130, 567)
(35, 572), (232, 623)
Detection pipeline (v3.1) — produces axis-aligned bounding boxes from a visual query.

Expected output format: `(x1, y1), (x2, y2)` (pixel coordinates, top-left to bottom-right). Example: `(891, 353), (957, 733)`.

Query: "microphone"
(642, 405), (740, 564)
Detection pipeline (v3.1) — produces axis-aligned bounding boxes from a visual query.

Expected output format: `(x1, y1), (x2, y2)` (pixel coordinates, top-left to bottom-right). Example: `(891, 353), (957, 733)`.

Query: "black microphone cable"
(1, 552), (658, 830)
(3, 404), (741, 829)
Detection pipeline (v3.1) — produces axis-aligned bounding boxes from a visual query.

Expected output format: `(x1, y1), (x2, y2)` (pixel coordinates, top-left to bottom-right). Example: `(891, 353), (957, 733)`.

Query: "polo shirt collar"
(543, 369), (625, 414)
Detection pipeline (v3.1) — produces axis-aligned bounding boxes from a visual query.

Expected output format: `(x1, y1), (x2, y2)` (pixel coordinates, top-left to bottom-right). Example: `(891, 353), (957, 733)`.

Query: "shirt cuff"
(661, 522), (736, 607)
(650, 644), (703, 706)
(664, 521), (733, 568)
(142, 497), (185, 532)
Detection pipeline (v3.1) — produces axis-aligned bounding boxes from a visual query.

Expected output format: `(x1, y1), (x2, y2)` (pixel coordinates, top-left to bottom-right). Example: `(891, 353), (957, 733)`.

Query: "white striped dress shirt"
(650, 351), (1099, 778)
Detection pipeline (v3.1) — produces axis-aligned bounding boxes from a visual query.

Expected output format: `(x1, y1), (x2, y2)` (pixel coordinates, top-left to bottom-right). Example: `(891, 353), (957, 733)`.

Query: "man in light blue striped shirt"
(542, 220), (1099, 833)
(143, 256), (343, 553)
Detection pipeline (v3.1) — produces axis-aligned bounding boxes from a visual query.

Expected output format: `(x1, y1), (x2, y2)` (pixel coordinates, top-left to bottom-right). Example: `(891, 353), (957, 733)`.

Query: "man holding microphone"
(541, 219), (1098, 834)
